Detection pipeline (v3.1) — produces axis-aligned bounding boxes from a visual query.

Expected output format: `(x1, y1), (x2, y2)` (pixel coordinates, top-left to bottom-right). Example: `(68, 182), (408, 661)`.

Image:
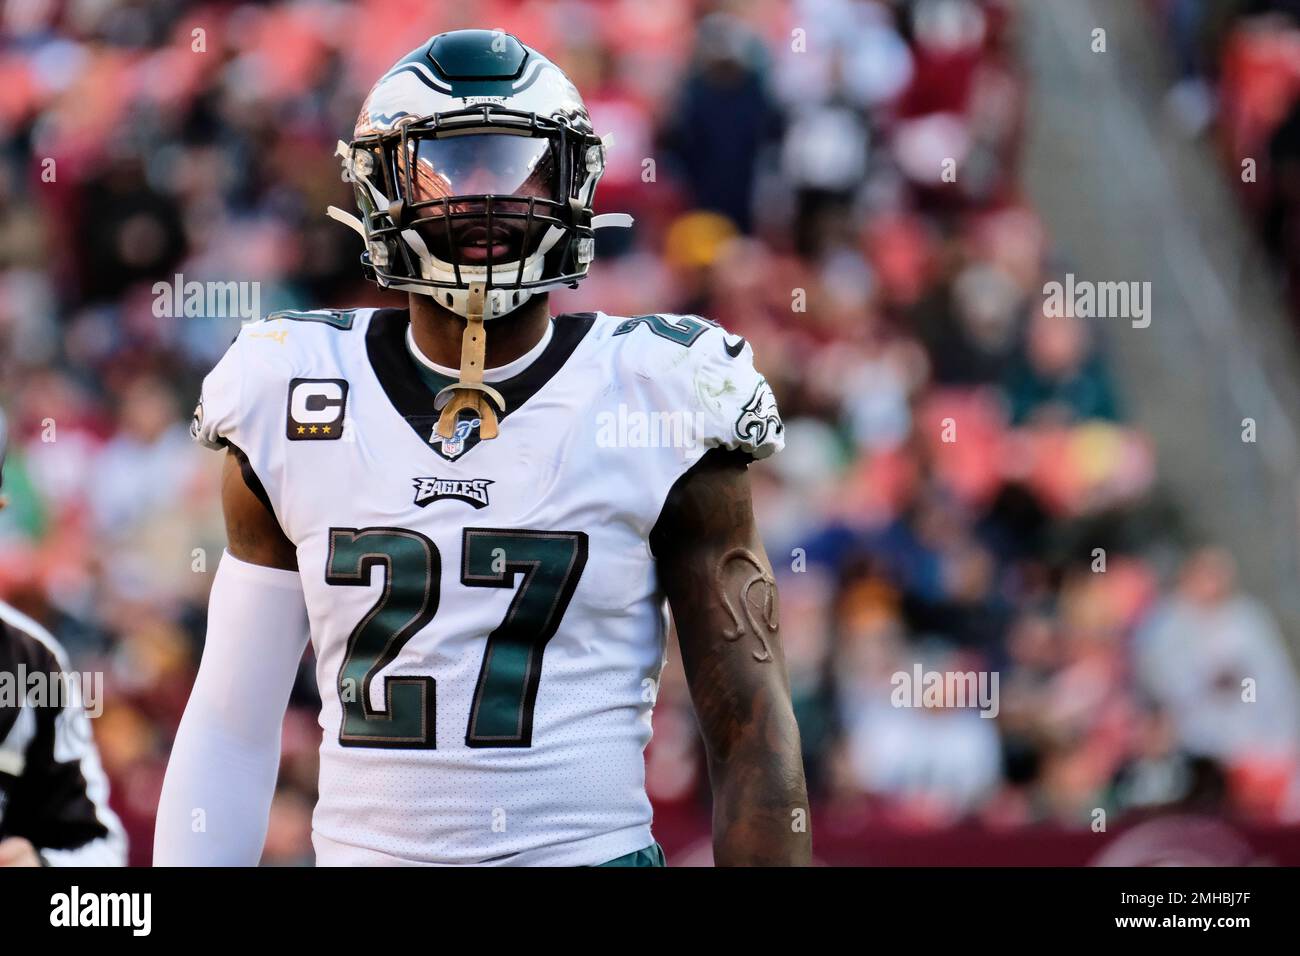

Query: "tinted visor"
(397, 132), (561, 267)
(401, 132), (559, 203)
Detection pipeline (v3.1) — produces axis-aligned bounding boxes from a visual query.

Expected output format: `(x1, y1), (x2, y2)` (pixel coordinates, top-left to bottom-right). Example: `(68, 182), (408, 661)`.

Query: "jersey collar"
(366, 308), (596, 461)
(405, 319), (556, 384)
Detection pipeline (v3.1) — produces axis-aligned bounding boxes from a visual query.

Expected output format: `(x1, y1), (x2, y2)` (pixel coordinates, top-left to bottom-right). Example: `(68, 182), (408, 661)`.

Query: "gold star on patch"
(309, 425), (319, 434)
(322, 425), (331, 434)
(297, 426), (306, 434)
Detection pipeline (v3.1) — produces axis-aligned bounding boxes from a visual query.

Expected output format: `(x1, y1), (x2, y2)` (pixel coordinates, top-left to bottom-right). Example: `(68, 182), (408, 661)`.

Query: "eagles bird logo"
(735, 380), (783, 448)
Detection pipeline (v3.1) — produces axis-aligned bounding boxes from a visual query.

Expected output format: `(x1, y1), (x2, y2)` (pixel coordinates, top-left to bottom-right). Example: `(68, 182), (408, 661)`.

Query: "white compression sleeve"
(153, 551), (310, 866)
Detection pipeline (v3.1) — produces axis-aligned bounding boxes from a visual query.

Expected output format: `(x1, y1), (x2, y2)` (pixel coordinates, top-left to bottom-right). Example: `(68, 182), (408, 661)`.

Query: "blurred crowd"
(1, 0), (1299, 866)
(1151, 0), (1300, 319)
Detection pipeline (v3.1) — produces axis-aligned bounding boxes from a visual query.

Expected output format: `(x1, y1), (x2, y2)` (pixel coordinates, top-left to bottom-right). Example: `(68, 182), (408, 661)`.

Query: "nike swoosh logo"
(724, 336), (746, 358)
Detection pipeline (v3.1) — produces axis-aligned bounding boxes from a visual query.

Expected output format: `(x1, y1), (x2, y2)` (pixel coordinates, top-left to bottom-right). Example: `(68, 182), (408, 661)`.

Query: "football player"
(155, 30), (809, 866)
(0, 411), (127, 866)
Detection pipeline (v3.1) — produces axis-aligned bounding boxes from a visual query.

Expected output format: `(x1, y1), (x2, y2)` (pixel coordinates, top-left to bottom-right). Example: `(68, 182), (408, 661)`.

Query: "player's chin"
(420, 212), (539, 267)
(455, 243), (512, 263)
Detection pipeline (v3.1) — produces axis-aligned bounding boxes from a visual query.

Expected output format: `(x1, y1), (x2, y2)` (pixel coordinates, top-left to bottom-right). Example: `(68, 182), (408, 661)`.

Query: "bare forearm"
(705, 690), (811, 866)
(654, 451), (811, 866)
(680, 568), (809, 865)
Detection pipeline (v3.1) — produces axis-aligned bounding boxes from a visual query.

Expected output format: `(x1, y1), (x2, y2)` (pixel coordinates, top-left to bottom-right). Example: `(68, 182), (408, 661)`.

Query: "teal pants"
(596, 843), (666, 867)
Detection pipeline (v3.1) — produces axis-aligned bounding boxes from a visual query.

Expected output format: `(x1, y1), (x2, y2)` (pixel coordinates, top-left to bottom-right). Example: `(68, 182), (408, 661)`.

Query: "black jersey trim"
(365, 309), (597, 454)
(221, 439), (293, 547)
(223, 440), (273, 517)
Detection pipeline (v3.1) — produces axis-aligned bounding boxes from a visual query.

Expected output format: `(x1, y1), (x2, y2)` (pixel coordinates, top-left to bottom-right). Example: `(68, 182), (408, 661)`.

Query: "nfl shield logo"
(428, 414), (481, 461)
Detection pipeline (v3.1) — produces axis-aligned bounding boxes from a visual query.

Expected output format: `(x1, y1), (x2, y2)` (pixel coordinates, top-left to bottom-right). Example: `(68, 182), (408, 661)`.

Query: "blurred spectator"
(1004, 311), (1121, 426)
(1155, 0), (1300, 318)
(1109, 703), (1228, 814)
(1136, 548), (1300, 768)
(659, 13), (781, 233)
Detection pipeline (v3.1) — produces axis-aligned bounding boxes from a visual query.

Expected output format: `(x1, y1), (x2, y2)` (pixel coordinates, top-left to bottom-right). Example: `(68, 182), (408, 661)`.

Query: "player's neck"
(407, 292), (552, 371)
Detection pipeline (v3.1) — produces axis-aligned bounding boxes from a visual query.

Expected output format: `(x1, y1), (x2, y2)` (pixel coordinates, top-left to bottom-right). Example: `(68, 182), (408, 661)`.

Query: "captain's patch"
(287, 378), (348, 440)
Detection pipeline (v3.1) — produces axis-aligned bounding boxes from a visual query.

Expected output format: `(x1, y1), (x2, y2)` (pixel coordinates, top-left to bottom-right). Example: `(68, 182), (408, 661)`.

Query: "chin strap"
(591, 213), (634, 229)
(326, 205), (366, 238)
(433, 283), (506, 440)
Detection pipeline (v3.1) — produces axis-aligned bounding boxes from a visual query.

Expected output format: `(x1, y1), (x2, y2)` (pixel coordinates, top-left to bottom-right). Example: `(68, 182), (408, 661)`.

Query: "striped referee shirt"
(0, 601), (125, 865)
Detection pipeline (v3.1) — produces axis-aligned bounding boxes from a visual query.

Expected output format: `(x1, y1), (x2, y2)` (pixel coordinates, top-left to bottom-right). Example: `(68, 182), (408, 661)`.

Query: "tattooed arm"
(651, 449), (811, 866)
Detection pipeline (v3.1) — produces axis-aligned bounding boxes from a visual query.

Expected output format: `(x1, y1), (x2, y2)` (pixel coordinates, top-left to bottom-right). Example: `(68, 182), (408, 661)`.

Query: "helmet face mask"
(337, 32), (621, 319)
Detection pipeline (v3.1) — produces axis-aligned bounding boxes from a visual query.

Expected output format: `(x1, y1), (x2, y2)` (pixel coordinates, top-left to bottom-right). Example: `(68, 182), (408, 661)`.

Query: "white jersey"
(192, 306), (783, 865)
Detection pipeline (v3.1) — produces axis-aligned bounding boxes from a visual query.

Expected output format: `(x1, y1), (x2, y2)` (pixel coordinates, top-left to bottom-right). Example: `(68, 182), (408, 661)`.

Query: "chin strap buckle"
(433, 283), (506, 441)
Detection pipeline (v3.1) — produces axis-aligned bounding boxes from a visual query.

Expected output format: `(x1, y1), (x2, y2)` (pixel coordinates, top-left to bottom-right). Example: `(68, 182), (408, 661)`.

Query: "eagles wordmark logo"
(413, 477), (493, 509)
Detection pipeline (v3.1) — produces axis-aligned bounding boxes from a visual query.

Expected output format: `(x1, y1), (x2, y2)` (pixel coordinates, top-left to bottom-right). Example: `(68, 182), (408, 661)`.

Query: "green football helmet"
(328, 30), (633, 318)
